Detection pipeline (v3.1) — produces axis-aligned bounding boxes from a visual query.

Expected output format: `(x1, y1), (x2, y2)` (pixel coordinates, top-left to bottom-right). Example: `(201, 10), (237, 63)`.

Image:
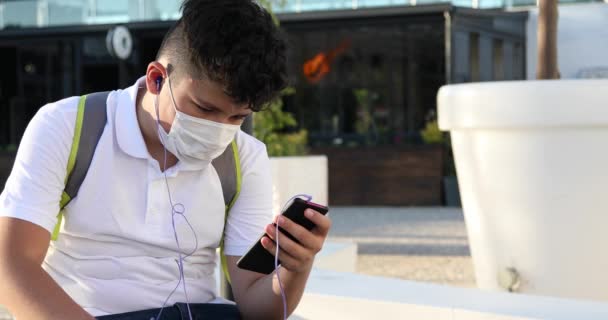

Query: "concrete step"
(293, 268), (608, 320)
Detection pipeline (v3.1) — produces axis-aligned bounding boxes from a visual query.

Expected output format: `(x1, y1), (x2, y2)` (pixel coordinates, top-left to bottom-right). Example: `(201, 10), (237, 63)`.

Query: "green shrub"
(253, 0), (308, 157)
(420, 120), (444, 145)
(253, 89), (309, 157)
(420, 118), (456, 176)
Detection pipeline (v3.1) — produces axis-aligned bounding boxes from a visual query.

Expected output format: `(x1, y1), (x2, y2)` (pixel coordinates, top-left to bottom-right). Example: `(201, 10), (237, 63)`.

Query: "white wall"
(526, 3), (608, 79)
(270, 156), (328, 216)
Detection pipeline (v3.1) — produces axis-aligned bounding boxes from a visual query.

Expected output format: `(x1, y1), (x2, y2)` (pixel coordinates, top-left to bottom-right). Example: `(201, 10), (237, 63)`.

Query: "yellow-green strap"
(220, 140), (242, 284)
(226, 140), (242, 212)
(52, 95), (87, 241)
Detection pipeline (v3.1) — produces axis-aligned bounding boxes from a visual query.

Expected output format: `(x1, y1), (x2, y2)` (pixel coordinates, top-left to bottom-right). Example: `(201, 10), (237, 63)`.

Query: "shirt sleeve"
(222, 132), (274, 256)
(0, 98), (77, 233)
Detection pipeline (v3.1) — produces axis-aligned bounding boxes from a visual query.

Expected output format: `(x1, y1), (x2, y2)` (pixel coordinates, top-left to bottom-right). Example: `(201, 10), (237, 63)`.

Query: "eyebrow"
(194, 98), (252, 117)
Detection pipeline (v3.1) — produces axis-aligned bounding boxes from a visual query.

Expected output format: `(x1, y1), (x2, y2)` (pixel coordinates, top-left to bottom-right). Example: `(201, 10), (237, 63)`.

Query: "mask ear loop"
(166, 75), (181, 114)
(275, 194), (312, 320)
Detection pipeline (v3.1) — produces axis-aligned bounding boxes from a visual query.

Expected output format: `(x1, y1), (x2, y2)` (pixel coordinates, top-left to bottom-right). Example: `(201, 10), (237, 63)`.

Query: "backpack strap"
(212, 140), (241, 209)
(52, 92), (109, 240)
(212, 140), (242, 284)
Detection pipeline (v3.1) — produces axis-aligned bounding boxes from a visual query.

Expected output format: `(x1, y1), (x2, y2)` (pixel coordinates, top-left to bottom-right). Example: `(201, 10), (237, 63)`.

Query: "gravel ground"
(0, 206), (474, 318)
(327, 206), (476, 288)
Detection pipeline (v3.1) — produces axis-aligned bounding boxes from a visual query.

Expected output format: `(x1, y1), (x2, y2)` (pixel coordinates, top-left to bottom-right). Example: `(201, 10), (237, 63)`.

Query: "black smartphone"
(236, 198), (329, 274)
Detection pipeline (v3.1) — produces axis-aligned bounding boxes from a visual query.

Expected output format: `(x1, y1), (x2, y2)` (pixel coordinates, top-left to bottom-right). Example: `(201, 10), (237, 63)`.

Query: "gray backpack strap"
(212, 140), (239, 208)
(63, 92), (110, 202)
(214, 139), (241, 285)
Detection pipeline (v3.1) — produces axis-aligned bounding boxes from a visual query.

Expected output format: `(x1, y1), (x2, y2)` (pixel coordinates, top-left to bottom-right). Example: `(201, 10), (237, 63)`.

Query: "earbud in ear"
(155, 76), (163, 91)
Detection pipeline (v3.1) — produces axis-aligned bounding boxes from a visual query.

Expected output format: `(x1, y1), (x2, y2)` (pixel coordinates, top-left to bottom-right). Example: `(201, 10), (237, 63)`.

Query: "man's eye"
(197, 105), (214, 113)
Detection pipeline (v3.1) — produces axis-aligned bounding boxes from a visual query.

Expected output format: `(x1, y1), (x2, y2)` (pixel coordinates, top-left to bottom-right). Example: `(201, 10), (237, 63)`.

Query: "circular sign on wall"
(106, 26), (133, 60)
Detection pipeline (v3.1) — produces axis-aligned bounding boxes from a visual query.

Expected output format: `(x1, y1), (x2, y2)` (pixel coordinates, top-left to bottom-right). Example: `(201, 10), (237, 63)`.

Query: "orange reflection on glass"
(303, 39), (351, 84)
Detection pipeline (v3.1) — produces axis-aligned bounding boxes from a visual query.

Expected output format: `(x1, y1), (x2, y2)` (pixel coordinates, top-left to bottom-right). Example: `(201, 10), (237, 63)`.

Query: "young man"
(0, 1), (331, 319)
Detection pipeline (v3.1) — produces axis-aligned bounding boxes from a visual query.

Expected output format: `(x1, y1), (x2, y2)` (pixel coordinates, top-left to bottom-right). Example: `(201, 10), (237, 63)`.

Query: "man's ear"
(145, 61), (167, 95)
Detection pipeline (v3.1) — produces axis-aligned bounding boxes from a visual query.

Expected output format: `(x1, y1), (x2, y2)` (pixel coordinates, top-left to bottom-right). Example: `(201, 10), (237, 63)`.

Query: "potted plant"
(254, 89), (328, 213)
(438, 0), (608, 302)
(255, 0), (328, 211)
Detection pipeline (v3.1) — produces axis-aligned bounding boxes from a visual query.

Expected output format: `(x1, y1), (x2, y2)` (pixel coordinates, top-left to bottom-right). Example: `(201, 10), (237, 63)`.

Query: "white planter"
(270, 156), (328, 216)
(438, 79), (608, 302)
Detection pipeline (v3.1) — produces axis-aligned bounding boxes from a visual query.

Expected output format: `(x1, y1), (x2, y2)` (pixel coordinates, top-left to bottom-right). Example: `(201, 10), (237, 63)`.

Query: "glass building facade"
(0, 0), (529, 204)
(0, 1), (530, 148)
(0, 0), (600, 30)
(283, 18), (446, 146)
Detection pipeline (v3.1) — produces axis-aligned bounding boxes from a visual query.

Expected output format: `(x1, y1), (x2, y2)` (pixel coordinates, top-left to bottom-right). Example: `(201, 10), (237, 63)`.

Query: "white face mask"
(154, 77), (241, 167)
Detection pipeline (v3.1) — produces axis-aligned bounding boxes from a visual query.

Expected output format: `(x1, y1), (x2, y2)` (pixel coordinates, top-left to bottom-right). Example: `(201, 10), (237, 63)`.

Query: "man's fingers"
(260, 236), (300, 269)
(260, 207), (333, 273)
(303, 209), (332, 237)
(264, 223), (310, 261)
(272, 216), (320, 253)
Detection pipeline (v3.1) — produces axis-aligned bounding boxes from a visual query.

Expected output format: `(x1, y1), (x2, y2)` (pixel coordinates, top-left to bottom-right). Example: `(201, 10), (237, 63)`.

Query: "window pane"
(285, 21), (445, 147)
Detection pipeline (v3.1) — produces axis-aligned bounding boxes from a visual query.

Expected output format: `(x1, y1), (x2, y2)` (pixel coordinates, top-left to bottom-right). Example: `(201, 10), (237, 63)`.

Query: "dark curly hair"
(156, 0), (288, 111)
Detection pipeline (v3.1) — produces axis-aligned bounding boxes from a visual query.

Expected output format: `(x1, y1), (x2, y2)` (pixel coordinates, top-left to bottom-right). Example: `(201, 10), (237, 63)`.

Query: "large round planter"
(438, 79), (608, 302)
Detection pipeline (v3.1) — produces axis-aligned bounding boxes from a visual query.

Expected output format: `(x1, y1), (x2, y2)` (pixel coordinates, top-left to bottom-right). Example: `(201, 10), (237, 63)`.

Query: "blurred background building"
(0, 0), (604, 206)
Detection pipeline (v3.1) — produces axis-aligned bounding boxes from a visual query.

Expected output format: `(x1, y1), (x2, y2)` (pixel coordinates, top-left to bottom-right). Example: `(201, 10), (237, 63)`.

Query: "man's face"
(156, 74), (252, 133)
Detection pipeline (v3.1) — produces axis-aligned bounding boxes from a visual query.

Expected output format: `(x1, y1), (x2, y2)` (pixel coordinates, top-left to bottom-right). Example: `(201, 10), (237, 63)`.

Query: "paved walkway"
(0, 206), (473, 318)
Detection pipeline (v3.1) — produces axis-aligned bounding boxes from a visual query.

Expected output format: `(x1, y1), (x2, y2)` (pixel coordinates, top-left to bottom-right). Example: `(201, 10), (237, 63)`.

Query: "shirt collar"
(115, 76), (150, 159)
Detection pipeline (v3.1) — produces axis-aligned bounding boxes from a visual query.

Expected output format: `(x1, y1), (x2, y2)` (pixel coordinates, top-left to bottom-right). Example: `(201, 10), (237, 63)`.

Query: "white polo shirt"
(0, 77), (273, 316)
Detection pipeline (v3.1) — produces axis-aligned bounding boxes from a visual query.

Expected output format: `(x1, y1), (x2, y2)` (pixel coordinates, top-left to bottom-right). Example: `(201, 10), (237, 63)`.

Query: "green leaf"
(253, 88), (308, 157)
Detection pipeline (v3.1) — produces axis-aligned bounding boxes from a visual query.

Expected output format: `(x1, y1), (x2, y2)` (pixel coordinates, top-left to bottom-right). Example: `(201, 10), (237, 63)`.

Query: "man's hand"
(227, 208), (331, 319)
(260, 209), (332, 273)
